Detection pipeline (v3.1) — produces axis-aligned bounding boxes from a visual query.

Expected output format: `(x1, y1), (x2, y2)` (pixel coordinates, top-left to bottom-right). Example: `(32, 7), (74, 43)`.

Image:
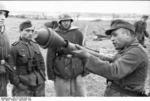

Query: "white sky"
(1, 1), (150, 14)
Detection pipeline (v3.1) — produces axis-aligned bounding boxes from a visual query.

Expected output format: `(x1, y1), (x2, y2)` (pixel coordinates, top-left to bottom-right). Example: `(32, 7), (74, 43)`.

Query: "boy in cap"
(134, 15), (149, 48)
(9, 20), (46, 96)
(72, 19), (149, 96)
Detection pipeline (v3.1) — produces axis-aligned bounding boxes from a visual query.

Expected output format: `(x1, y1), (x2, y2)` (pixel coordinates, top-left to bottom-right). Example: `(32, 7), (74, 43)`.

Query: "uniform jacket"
(46, 26), (84, 80)
(84, 40), (148, 95)
(9, 38), (45, 87)
(134, 20), (149, 41)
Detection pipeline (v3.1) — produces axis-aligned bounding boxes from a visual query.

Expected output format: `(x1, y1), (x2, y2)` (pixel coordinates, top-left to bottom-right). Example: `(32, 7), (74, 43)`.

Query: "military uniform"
(46, 26), (86, 96)
(9, 38), (46, 96)
(0, 29), (10, 96)
(134, 20), (149, 47)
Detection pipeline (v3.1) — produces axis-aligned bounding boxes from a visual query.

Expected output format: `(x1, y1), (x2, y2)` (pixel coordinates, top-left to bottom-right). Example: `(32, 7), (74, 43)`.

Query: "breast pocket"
(18, 49), (28, 64)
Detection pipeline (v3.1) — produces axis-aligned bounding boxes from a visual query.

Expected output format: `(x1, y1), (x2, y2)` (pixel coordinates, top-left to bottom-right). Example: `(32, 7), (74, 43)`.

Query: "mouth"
(112, 42), (117, 47)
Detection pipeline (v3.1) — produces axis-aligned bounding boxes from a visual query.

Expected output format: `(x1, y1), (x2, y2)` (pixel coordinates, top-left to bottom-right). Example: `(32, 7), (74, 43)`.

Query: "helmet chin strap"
(0, 25), (5, 34)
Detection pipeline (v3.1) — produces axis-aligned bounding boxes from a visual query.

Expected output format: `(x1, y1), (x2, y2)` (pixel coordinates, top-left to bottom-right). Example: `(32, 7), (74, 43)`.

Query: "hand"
(71, 44), (90, 59)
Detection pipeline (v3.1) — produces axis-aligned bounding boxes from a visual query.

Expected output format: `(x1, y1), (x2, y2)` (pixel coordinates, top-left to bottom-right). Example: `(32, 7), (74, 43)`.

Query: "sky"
(1, 1), (150, 15)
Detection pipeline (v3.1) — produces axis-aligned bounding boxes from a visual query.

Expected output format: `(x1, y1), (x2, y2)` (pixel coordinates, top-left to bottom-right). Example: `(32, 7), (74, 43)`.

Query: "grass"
(5, 17), (150, 96)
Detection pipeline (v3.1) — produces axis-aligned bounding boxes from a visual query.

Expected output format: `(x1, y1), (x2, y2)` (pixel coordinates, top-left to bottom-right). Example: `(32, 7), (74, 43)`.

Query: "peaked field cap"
(105, 19), (135, 35)
(19, 20), (33, 31)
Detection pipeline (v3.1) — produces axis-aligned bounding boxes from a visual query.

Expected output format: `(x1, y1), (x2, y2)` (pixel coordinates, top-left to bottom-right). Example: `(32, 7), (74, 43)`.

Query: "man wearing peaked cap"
(106, 19), (135, 36)
(72, 19), (149, 96)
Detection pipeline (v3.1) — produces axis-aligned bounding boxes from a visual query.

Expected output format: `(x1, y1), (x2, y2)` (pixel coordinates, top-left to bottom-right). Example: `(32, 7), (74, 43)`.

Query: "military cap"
(19, 20), (34, 31)
(105, 19), (135, 35)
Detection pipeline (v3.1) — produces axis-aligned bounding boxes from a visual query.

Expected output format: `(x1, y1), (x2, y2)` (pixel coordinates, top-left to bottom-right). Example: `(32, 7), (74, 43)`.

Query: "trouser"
(0, 74), (8, 96)
(54, 75), (86, 96)
(12, 83), (45, 97)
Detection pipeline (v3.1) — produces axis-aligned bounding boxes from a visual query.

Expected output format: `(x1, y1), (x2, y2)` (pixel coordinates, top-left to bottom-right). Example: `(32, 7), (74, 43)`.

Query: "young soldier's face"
(0, 11), (6, 26)
(60, 20), (71, 29)
(111, 28), (131, 50)
(21, 27), (34, 40)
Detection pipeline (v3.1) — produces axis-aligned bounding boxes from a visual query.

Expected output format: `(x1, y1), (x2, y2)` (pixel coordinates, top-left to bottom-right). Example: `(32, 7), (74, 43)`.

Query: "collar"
(0, 26), (5, 34)
(118, 39), (139, 54)
(19, 37), (32, 45)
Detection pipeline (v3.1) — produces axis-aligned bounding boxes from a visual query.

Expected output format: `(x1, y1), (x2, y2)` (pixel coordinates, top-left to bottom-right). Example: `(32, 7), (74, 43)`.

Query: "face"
(0, 11), (6, 26)
(60, 20), (72, 29)
(111, 28), (132, 50)
(20, 27), (34, 40)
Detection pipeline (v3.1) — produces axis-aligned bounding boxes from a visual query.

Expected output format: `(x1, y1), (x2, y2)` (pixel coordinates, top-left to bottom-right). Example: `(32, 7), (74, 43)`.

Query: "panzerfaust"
(32, 28), (112, 61)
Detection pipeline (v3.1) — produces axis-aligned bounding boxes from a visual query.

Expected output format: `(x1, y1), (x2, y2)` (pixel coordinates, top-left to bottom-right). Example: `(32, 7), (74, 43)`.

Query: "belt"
(107, 81), (147, 96)
(56, 53), (73, 58)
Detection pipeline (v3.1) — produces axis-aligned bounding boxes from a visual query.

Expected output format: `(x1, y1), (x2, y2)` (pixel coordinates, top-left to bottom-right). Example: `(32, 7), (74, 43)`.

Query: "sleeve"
(85, 47), (143, 80)
(7, 45), (20, 86)
(47, 47), (56, 80)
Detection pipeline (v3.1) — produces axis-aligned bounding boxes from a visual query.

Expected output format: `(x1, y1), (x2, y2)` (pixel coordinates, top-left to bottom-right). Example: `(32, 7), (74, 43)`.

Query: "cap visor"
(105, 28), (117, 35)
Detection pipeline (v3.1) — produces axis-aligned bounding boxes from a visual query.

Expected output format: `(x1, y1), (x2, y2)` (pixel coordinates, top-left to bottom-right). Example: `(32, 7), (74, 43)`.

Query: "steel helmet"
(58, 14), (73, 23)
(0, 3), (9, 18)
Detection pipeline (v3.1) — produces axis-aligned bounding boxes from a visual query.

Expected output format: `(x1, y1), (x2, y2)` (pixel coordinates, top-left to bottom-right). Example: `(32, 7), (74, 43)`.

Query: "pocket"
(19, 73), (37, 87)
(54, 56), (72, 78)
(18, 49), (28, 64)
(72, 57), (84, 77)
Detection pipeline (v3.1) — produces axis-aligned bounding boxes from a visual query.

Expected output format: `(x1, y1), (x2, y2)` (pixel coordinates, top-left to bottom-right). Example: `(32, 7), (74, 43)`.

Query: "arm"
(85, 47), (142, 80)
(7, 46), (20, 86)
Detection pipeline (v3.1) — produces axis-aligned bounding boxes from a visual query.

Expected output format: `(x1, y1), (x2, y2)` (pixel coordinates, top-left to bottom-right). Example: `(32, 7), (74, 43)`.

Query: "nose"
(0, 14), (6, 20)
(111, 36), (115, 41)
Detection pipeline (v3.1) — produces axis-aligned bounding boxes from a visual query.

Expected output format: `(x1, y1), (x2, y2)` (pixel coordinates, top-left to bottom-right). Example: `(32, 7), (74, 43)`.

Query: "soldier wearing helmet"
(44, 14), (87, 96)
(0, 3), (10, 96)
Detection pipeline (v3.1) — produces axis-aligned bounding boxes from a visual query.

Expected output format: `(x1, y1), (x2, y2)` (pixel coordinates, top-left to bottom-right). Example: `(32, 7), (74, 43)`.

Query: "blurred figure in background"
(134, 15), (149, 48)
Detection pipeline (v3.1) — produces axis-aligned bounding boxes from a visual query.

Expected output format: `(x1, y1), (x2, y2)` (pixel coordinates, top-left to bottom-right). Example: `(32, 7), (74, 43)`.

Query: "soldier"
(134, 15), (149, 48)
(72, 20), (149, 96)
(48, 14), (87, 96)
(9, 20), (46, 96)
(0, 3), (10, 96)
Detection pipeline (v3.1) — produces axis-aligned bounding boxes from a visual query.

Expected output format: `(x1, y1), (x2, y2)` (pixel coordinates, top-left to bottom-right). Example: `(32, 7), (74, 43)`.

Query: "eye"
(111, 32), (117, 37)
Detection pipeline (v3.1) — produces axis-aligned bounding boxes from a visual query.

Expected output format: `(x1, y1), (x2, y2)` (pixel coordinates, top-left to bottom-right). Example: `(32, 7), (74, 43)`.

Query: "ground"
(5, 17), (150, 96)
